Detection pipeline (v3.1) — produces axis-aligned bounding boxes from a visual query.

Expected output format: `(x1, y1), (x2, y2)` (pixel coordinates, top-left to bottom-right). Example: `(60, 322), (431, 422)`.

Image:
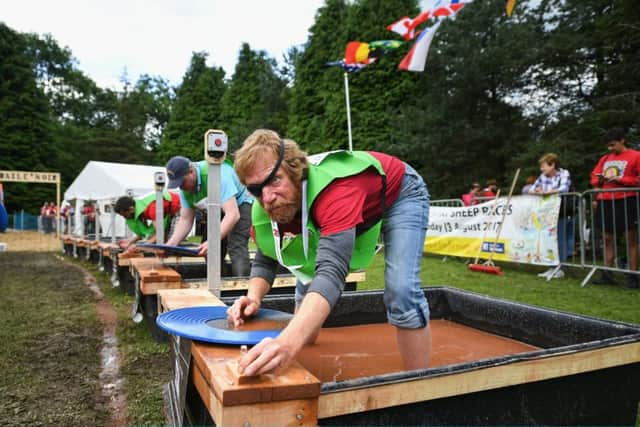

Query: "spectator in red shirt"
(590, 127), (640, 289)
(82, 202), (96, 235)
(462, 182), (482, 206)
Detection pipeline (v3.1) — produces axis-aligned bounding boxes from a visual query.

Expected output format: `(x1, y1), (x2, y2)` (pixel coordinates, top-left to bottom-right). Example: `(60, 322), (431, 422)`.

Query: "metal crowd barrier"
(576, 188), (640, 287)
(431, 198), (464, 207)
(432, 189), (640, 288)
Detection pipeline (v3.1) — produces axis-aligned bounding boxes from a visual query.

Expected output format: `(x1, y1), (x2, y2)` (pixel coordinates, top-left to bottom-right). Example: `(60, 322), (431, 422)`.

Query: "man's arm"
(165, 207), (195, 246)
(590, 157), (606, 187)
(119, 233), (141, 249)
(238, 293), (331, 376)
(220, 197), (240, 240)
(305, 229), (355, 307)
(227, 249), (279, 326)
(234, 230), (355, 376)
(195, 197), (240, 256)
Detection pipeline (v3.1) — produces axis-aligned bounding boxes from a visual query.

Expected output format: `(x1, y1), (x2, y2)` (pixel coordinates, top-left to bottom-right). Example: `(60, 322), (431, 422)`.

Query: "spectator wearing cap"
(590, 127), (640, 289)
(165, 156), (253, 276)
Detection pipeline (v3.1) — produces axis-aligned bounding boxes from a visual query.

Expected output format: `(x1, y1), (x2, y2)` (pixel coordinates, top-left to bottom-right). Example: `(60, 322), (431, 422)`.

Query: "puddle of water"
(83, 272), (128, 426)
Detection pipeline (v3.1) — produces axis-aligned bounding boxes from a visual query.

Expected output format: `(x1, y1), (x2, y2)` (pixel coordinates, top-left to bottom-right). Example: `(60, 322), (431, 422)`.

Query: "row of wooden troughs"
(59, 234), (640, 426)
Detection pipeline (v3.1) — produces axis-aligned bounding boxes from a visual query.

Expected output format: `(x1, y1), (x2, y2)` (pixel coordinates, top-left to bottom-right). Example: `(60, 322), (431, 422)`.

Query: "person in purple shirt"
(529, 153), (573, 279)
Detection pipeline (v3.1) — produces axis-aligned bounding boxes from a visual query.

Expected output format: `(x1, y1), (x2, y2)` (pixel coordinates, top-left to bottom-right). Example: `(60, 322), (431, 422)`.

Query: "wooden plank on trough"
(316, 341), (640, 419)
(184, 271), (367, 292)
(76, 239), (89, 247)
(191, 344), (321, 407)
(192, 362), (319, 426)
(138, 265), (182, 295)
(118, 252), (144, 266)
(157, 288), (225, 312)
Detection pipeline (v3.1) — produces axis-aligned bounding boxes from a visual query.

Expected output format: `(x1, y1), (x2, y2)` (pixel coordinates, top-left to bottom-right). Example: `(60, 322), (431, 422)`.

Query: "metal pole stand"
(154, 172), (166, 245)
(204, 129), (228, 298)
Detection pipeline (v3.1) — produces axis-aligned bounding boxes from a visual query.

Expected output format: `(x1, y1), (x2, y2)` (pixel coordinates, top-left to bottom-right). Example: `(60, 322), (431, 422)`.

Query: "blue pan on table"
(136, 242), (201, 257)
(156, 306), (292, 345)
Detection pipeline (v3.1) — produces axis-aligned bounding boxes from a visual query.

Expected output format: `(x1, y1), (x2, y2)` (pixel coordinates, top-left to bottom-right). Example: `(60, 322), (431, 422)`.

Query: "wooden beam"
(316, 341), (640, 419)
(157, 288), (225, 312)
(192, 344), (320, 406)
(192, 362), (319, 426)
(183, 271), (366, 291)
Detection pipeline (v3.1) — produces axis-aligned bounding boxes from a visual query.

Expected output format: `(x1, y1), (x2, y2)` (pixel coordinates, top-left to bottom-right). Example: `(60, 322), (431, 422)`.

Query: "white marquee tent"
(64, 161), (167, 237)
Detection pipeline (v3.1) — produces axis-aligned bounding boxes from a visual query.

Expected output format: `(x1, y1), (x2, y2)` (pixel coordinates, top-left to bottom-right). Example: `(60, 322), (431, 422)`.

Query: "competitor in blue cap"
(165, 155), (253, 276)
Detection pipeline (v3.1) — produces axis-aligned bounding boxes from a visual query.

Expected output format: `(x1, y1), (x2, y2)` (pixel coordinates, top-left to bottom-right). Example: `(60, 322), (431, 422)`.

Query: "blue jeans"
(382, 164), (430, 329)
(558, 217), (575, 263)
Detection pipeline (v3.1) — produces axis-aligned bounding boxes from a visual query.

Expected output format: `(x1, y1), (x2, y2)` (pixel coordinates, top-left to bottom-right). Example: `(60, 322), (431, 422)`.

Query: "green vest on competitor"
(181, 160), (251, 211)
(126, 192), (173, 239)
(252, 151), (385, 282)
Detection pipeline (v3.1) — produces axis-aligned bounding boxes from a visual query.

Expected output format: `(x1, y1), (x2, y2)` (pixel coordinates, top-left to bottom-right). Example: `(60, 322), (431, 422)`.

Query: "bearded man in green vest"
(227, 129), (432, 376)
(114, 191), (181, 252)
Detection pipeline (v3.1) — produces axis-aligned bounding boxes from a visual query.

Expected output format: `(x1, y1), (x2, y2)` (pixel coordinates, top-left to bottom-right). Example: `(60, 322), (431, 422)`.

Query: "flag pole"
(343, 72), (353, 151)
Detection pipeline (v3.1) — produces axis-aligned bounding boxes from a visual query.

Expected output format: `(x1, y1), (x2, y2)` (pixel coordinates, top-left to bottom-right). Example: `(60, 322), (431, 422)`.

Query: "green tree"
(392, 0), (537, 198)
(220, 43), (289, 153)
(524, 0), (640, 190)
(0, 23), (55, 212)
(287, 0), (352, 153)
(157, 52), (227, 162)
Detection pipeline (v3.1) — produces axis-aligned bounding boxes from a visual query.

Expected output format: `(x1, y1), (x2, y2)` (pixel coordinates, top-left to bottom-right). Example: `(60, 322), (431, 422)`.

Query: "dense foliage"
(1, 0), (638, 212)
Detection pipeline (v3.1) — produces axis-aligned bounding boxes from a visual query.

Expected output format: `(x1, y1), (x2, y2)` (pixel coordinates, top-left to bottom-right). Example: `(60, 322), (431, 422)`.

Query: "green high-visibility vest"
(126, 192), (173, 238)
(253, 151), (385, 280)
(181, 161), (208, 210)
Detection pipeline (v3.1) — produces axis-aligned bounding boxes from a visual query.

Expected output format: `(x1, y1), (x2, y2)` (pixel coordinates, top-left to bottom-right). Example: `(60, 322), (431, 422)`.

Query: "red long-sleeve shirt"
(590, 148), (640, 200)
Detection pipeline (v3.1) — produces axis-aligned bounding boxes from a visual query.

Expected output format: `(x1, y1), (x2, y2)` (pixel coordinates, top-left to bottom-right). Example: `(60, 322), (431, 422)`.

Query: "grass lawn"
(361, 253), (640, 326)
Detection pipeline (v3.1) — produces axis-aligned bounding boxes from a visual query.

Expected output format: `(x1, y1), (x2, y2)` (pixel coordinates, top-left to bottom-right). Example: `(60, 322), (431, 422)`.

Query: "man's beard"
(264, 183), (302, 224)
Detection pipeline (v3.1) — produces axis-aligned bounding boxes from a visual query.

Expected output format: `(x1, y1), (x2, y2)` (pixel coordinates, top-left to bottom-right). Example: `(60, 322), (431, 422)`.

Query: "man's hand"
(238, 337), (294, 376)
(123, 244), (139, 256)
(226, 296), (260, 328)
(118, 239), (130, 250)
(197, 241), (208, 257)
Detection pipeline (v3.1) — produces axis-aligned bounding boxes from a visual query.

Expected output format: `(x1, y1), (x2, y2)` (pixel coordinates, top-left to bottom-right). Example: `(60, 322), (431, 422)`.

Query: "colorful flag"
(386, 13), (429, 41)
(398, 20), (442, 72)
(506, 0), (516, 16)
(325, 60), (369, 73)
(344, 40), (404, 65)
(387, 0), (470, 40)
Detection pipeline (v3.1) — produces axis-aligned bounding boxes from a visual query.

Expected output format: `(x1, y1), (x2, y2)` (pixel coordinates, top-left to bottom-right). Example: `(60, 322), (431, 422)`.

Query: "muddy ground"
(0, 232), (169, 426)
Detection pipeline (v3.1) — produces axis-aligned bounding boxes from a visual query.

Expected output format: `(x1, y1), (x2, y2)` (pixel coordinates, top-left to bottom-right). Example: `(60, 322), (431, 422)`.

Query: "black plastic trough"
(182, 286), (640, 426)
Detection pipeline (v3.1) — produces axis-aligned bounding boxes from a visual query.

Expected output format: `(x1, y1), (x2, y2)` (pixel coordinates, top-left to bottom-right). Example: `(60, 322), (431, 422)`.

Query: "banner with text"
(425, 195), (561, 266)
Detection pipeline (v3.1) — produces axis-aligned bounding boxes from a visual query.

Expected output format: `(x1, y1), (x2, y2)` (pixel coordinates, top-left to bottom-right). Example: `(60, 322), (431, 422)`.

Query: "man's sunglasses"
(246, 139), (285, 198)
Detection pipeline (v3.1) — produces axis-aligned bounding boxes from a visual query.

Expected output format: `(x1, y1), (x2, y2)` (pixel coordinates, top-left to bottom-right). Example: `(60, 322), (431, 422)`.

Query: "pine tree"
(220, 43), (289, 153)
(0, 24), (55, 211)
(157, 52), (227, 162)
(287, 0), (351, 153)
